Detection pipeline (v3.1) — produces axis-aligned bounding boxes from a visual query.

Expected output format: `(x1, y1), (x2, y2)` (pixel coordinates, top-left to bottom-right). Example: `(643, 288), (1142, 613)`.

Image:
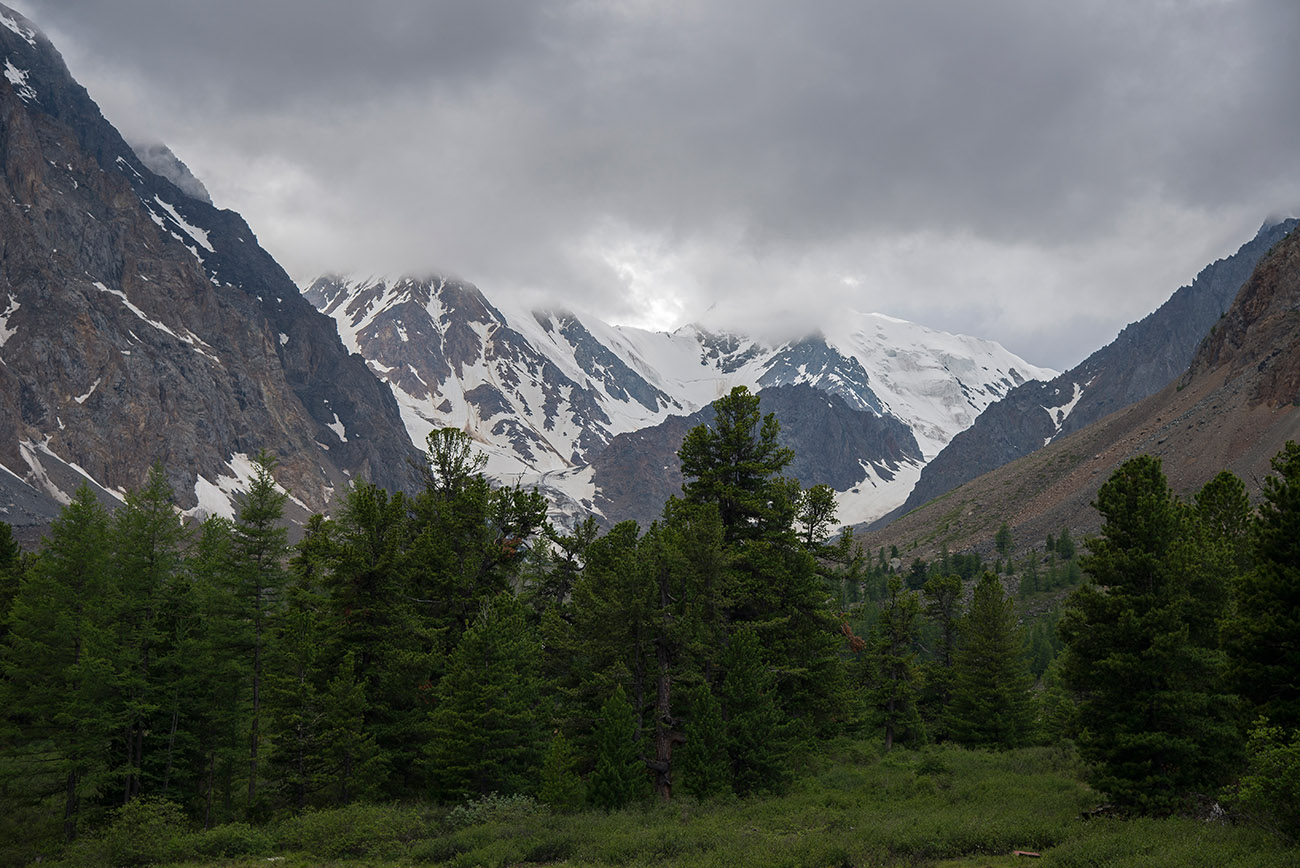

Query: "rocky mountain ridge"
(0, 3), (423, 542)
(875, 217), (1299, 528)
(860, 221), (1300, 559)
(305, 273), (1055, 525)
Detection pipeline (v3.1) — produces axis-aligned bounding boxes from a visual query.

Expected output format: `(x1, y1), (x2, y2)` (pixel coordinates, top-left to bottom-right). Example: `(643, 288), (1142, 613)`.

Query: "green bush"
(184, 821), (272, 858)
(444, 791), (542, 829)
(1230, 720), (1300, 842)
(271, 801), (431, 859)
(58, 797), (188, 868)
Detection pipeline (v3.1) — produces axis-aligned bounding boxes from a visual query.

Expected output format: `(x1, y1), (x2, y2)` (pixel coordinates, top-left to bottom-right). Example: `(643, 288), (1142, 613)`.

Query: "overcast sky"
(10, 0), (1300, 369)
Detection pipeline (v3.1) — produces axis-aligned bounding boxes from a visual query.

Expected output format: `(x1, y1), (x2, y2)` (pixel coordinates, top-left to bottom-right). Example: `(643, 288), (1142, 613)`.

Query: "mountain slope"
(876, 217), (1299, 527)
(305, 274), (1054, 525)
(860, 222), (1300, 559)
(0, 4), (422, 540)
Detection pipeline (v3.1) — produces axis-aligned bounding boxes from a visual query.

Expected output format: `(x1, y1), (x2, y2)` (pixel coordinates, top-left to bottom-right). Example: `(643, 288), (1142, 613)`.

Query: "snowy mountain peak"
(303, 273), (1055, 525)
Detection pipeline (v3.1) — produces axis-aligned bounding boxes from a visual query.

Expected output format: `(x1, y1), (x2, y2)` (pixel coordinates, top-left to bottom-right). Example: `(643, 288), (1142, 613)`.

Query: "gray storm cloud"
(9, 0), (1300, 368)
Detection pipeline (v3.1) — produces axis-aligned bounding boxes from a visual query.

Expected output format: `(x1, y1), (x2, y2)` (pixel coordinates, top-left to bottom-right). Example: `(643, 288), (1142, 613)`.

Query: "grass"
(44, 740), (1299, 868)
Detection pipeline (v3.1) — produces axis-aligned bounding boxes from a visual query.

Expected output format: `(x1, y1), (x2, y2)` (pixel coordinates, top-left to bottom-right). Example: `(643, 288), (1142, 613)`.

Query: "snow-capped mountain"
(305, 274), (1056, 525)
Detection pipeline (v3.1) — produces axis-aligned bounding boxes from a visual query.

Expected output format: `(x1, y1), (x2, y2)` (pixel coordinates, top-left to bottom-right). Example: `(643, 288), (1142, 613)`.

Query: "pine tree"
(866, 576), (924, 751)
(231, 453), (290, 813)
(2, 486), (116, 841)
(946, 573), (1033, 748)
(537, 731), (584, 811)
(427, 593), (542, 801)
(1059, 456), (1237, 813)
(110, 465), (191, 803)
(587, 685), (646, 810)
(1225, 442), (1300, 729)
(920, 573), (962, 739)
(675, 683), (730, 799)
(679, 385), (795, 544)
(720, 625), (790, 795)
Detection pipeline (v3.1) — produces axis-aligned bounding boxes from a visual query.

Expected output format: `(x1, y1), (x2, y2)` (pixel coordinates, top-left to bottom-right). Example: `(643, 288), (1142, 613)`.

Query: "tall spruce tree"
(946, 572), (1033, 748)
(588, 685), (646, 810)
(110, 465), (191, 803)
(230, 453), (290, 812)
(866, 575), (924, 751)
(1225, 442), (1300, 729)
(1059, 456), (1236, 813)
(719, 624), (790, 795)
(2, 486), (115, 841)
(426, 593), (542, 801)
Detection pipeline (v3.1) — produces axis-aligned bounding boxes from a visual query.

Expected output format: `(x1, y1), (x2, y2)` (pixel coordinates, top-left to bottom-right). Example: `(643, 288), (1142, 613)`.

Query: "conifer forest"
(1, 387), (1298, 866)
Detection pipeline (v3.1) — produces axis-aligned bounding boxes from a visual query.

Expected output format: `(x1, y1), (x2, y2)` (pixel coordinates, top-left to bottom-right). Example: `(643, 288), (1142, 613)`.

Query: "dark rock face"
(589, 384), (921, 529)
(875, 218), (1299, 528)
(0, 3), (422, 536)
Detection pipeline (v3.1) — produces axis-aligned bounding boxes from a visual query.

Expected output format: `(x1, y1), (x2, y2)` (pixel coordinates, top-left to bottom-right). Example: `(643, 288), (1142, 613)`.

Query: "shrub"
(444, 792), (543, 829)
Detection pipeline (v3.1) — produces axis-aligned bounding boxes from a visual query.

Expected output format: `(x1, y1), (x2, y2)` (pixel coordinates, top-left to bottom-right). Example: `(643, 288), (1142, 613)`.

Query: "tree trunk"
(63, 768), (79, 842)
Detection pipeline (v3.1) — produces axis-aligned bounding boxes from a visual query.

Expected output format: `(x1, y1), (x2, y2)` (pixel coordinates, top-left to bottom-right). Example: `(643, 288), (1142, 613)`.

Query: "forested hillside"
(2, 386), (1298, 866)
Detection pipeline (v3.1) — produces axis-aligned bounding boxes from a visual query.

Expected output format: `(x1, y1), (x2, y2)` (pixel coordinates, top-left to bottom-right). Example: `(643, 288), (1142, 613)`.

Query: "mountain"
(0, 3), (422, 543)
(304, 274), (1055, 525)
(875, 217), (1299, 528)
(859, 221), (1300, 559)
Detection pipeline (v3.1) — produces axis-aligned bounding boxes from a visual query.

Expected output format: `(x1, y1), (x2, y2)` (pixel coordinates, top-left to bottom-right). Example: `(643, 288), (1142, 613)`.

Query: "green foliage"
(865, 575), (925, 751)
(537, 732), (585, 811)
(1232, 719), (1300, 841)
(1226, 442), (1300, 729)
(1060, 455), (1238, 813)
(58, 797), (188, 868)
(719, 625), (791, 795)
(679, 385), (795, 543)
(427, 593), (542, 801)
(676, 682), (730, 800)
(947, 572), (1034, 749)
(587, 685), (647, 810)
(445, 791), (543, 829)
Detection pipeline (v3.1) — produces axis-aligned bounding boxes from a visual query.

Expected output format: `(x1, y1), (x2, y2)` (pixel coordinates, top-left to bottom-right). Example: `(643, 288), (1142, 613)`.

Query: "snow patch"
(326, 412), (348, 443)
(278, 332), (289, 346)
(3, 59), (36, 101)
(0, 12), (37, 47)
(185, 452), (305, 520)
(0, 293), (19, 347)
(74, 377), (101, 404)
(1040, 381), (1087, 444)
(153, 195), (214, 252)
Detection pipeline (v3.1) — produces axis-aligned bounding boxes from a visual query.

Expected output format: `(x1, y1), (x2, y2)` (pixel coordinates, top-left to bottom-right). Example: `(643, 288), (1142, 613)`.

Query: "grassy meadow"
(45, 740), (1297, 868)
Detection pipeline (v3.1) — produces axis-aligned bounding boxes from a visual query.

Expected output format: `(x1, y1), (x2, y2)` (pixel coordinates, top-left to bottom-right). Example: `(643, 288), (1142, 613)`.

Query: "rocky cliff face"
(876, 218), (1299, 528)
(0, 4), (421, 541)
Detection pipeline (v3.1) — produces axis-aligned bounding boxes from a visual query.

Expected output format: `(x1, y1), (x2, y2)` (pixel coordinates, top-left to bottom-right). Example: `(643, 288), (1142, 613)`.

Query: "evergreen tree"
(679, 385), (795, 543)
(537, 731), (584, 811)
(110, 465), (191, 803)
(920, 574), (962, 739)
(866, 576), (924, 751)
(994, 523), (1013, 559)
(2, 486), (115, 841)
(427, 593), (542, 801)
(675, 682), (730, 800)
(946, 573), (1033, 748)
(1225, 442), (1300, 729)
(719, 625), (790, 795)
(230, 453), (290, 813)
(588, 685), (646, 810)
(1059, 456), (1237, 813)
